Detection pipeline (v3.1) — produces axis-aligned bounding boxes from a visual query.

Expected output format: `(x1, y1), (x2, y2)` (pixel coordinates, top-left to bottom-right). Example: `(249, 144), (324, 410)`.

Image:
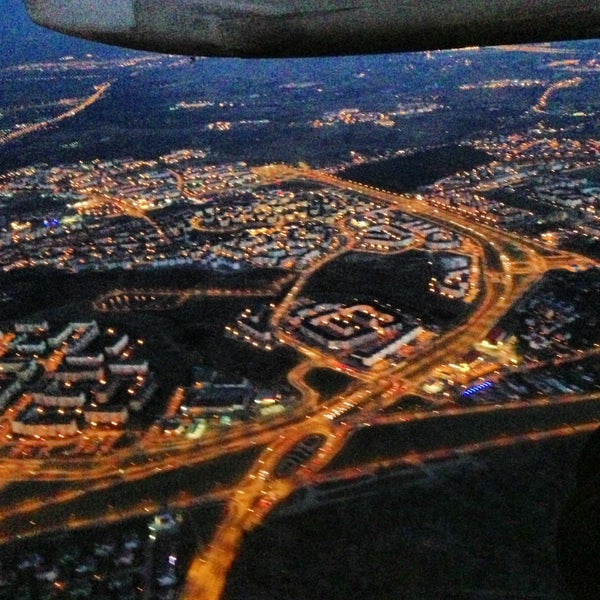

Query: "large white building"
(298, 303), (419, 361)
(351, 325), (423, 367)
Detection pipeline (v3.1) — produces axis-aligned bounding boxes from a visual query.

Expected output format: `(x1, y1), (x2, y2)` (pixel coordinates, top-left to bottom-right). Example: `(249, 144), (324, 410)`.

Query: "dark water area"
(338, 145), (493, 192)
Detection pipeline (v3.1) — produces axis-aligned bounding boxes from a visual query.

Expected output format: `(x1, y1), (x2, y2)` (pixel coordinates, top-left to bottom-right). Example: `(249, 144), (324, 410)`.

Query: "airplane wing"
(22, 0), (600, 58)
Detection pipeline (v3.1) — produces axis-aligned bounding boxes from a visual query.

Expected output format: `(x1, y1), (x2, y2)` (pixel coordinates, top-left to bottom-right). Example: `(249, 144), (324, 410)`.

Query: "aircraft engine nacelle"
(23, 0), (600, 58)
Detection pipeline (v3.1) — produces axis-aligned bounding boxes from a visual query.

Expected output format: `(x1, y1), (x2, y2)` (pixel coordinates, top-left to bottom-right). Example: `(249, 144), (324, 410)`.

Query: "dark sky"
(0, 0), (134, 66)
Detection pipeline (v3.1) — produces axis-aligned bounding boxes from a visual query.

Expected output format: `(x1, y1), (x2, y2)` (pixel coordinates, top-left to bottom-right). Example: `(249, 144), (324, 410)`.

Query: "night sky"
(0, 0), (133, 66)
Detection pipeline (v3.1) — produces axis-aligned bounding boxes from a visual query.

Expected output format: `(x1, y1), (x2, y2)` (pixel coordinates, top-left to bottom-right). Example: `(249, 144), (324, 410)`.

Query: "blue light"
(461, 381), (493, 397)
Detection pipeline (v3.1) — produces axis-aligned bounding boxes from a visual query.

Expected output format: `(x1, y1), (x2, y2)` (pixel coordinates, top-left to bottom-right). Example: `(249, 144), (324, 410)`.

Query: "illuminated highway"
(0, 83), (112, 146)
(532, 76), (584, 112)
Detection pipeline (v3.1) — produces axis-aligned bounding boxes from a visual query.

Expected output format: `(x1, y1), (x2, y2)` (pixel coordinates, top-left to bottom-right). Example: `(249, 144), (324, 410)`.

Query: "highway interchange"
(0, 166), (598, 600)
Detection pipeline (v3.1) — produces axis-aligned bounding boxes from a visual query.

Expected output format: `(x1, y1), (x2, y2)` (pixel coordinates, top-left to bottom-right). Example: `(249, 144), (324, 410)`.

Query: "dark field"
(302, 250), (470, 327)
(0, 266), (287, 321)
(0, 267), (300, 410)
(103, 296), (300, 396)
(338, 145), (492, 192)
(0, 445), (262, 542)
(223, 435), (585, 600)
(325, 398), (600, 471)
(0, 480), (77, 512)
(304, 368), (354, 400)
(384, 394), (432, 413)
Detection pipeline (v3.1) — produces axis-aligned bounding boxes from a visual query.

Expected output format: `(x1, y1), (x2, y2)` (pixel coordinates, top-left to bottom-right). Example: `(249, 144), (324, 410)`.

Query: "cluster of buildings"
(353, 208), (463, 253)
(444, 312), (598, 405)
(0, 212), (192, 273)
(1, 156), (393, 275)
(459, 352), (600, 406)
(176, 161), (258, 197)
(189, 173), (389, 274)
(0, 320), (156, 438)
(175, 365), (289, 428)
(424, 229), (462, 251)
(192, 184), (364, 230)
(73, 164), (183, 213)
(206, 118), (270, 131)
(312, 108), (395, 128)
(549, 58), (600, 73)
(423, 165), (534, 224)
(419, 133), (600, 235)
(288, 300), (425, 367)
(0, 531), (146, 599)
(225, 305), (275, 350)
(0, 156), (273, 274)
(0, 508), (186, 600)
(471, 132), (600, 168)
(391, 101), (445, 116)
(351, 209), (414, 251)
(170, 99), (215, 110)
(312, 101), (444, 129)
(518, 293), (578, 354)
(423, 134), (600, 229)
(209, 223), (341, 270)
(0, 149), (208, 213)
(423, 324), (517, 394)
(531, 175), (600, 214)
(429, 253), (475, 300)
(389, 211), (461, 244)
(427, 267), (600, 402)
(459, 78), (543, 91)
(424, 181), (533, 228)
(357, 223), (414, 252)
(1, 312), (296, 444)
(3, 54), (180, 76)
